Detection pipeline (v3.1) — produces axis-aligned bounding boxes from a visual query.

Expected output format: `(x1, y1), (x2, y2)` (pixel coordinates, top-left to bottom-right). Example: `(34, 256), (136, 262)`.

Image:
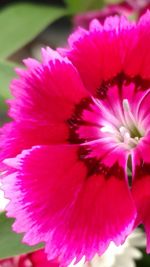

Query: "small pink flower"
(0, 249), (59, 267)
(1, 11), (150, 264)
(28, 250), (59, 267)
(73, 3), (132, 29)
(73, 0), (150, 30)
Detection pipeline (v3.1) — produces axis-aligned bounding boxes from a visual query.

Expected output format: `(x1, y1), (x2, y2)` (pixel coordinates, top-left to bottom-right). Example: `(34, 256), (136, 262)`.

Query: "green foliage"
(0, 2), (66, 115)
(65, 0), (104, 13)
(0, 61), (15, 99)
(137, 251), (150, 267)
(0, 3), (66, 59)
(0, 213), (44, 259)
(105, 0), (123, 3)
(0, 61), (16, 116)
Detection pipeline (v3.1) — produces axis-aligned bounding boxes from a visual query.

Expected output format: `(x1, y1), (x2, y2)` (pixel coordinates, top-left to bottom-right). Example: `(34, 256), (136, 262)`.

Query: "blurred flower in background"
(73, 2), (132, 28)
(0, 249), (59, 267)
(30, 0), (150, 62)
(0, 254), (31, 267)
(73, 0), (150, 29)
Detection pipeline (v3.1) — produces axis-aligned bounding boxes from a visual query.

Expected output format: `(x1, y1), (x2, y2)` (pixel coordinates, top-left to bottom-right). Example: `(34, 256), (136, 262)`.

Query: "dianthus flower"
(1, 11), (150, 265)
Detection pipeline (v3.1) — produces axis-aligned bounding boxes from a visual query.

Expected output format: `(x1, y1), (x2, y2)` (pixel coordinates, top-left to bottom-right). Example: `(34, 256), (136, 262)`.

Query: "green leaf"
(137, 250), (150, 267)
(0, 61), (15, 119)
(0, 61), (15, 100)
(0, 61), (18, 124)
(104, 0), (123, 3)
(0, 3), (66, 59)
(0, 212), (44, 259)
(65, 0), (104, 13)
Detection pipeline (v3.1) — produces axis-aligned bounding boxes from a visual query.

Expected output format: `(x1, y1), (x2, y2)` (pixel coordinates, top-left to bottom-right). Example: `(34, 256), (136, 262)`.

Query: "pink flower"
(73, 3), (132, 29)
(28, 250), (59, 267)
(0, 249), (59, 267)
(1, 11), (150, 265)
(73, 0), (150, 29)
(0, 254), (30, 267)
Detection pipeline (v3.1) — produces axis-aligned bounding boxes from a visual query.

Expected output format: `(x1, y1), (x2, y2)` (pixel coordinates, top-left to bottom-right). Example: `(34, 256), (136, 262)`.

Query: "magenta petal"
(123, 11), (150, 78)
(61, 12), (150, 91)
(0, 52), (90, 164)
(63, 16), (135, 94)
(9, 53), (88, 123)
(0, 121), (69, 166)
(3, 144), (136, 264)
(131, 141), (150, 252)
(132, 174), (150, 253)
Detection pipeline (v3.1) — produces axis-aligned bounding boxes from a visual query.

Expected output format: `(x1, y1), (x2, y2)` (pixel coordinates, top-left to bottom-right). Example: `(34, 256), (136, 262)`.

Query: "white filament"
(100, 99), (142, 149)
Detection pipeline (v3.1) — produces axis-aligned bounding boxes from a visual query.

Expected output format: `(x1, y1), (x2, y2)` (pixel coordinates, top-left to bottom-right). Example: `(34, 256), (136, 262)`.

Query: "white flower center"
(100, 99), (144, 149)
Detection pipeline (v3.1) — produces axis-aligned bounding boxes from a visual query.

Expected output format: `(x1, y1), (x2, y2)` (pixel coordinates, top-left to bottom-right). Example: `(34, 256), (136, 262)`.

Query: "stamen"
(119, 125), (139, 148)
(123, 99), (130, 112)
(97, 98), (143, 150)
(119, 126), (130, 143)
(124, 132), (130, 143)
(122, 99), (142, 139)
(122, 99), (136, 125)
(119, 126), (128, 136)
(101, 125), (114, 133)
(128, 138), (139, 148)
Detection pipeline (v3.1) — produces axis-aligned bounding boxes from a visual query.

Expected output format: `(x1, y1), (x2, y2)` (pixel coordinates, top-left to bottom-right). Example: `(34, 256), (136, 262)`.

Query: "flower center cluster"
(100, 99), (144, 150)
(68, 73), (150, 157)
(67, 73), (150, 177)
